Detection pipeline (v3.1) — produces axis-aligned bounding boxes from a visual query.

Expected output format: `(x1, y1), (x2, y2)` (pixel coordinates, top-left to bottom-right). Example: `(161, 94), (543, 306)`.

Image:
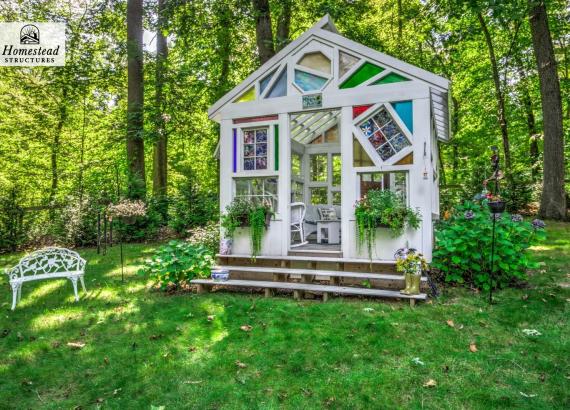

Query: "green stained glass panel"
(340, 62), (384, 89)
(372, 72), (410, 85)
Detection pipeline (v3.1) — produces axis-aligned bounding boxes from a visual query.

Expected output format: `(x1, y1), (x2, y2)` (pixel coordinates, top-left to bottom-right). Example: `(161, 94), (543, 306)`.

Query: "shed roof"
(208, 15), (451, 141)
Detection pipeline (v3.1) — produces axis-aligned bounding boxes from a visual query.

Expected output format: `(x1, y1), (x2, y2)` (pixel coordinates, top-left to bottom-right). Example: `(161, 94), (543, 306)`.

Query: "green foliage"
(432, 201), (546, 290)
(248, 206), (267, 258)
(0, 187), (25, 253)
(355, 190), (421, 259)
(186, 222), (220, 254)
(139, 240), (213, 290)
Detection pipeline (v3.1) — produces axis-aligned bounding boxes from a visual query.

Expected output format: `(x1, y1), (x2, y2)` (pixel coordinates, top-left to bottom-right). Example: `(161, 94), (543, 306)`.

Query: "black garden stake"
(487, 146), (505, 304)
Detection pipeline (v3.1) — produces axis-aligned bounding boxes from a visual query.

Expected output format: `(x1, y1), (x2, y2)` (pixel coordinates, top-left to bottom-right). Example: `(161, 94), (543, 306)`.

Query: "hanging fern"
(248, 206), (268, 258)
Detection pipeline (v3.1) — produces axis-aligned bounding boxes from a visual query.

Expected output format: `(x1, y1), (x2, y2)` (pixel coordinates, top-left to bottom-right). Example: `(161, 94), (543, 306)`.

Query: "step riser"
(228, 270), (426, 291)
(288, 251), (343, 258)
(217, 258), (397, 273)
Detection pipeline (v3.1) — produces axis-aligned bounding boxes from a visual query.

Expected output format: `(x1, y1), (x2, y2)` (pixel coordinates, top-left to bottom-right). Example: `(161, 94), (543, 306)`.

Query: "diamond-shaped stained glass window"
(358, 107), (411, 161)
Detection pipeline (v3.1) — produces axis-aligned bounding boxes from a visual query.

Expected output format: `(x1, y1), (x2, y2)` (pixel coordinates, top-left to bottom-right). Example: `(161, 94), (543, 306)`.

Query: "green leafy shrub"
(355, 190), (421, 259)
(139, 240), (213, 290)
(432, 201), (546, 290)
(220, 198), (272, 258)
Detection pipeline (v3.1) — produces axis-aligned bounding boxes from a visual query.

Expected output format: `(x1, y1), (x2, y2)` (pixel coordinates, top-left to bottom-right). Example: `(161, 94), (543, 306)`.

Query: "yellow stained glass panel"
(234, 86), (255, 103)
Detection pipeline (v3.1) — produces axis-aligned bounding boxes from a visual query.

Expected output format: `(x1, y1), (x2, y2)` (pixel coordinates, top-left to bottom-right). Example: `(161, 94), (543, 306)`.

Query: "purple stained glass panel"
(378, 143), (396, 160)
(368, 130), (387, 148)
(244, 158), (255, 170)
(256, 129), (267, 142)
(256, 157), (267, 169)
(244, 130), (255, 143)
(256, 143), (267, 156)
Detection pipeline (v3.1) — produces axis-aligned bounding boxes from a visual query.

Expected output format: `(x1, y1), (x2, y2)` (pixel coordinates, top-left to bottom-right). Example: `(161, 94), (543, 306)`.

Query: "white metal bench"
(5, 247), (87, 310)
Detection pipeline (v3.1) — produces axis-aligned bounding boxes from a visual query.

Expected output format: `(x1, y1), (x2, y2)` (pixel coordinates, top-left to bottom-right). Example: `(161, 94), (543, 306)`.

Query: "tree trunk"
(275, 0), (292, 52)
(528, 1), (566, 219)
(252, 0), (274, 64)
(152, 0), (168, 218)
(127, 0), (146, 199)
(49, 87), (68, 215)
(215, 1), (232, 100)
(478, 13), (511, 171)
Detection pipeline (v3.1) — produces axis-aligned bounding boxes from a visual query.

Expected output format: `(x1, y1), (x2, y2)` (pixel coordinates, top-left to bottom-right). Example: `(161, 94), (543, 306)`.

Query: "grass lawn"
(0, 223), (569, 409)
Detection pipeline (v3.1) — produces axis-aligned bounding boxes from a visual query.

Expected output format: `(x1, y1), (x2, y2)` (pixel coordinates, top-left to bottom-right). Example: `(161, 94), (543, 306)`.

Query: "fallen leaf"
(522, 294), (529, 300)
(411, 357), (425, 366)
(235, 360), (247, 368)
(423, 379), (437, 388)
(207, 315), (215, 321)
(51, 341), (61, 348)
(519, 392), (537, 398)
(539, 373), (546, 382)
(67, 341), (86, 350)
(363, 307), (375, 312)
(240, 325), (253, 332)
(17, 332), (24, 341)
(21, 380), (33, 386)
(1, 329), (10, 338)
(469, 343), (478, 353)
(188, 346), (197, 352)
(113, 388), (121, 396)
(443, 365), (450, 373)
(522, 329), (542, 336)
(104, 357), (110, 365)
(446, 320), (455, 328)
(149, 334), (163, 340)
(183, 380), (203, 384)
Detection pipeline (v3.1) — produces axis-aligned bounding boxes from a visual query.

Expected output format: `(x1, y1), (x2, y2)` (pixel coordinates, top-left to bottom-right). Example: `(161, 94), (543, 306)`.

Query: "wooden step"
(191, 279), (427, 305)
(213, 265), (427, 282)
(217, 254), (396, 265)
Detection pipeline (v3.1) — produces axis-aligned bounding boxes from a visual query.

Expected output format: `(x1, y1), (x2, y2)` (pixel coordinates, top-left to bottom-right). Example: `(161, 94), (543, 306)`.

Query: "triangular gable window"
(234, 86), (255, 103)
(371, 72), (410, 85)
(339, 51), (359, 78)
(340, 62), (384, 89)
(266, 69), (287, 98)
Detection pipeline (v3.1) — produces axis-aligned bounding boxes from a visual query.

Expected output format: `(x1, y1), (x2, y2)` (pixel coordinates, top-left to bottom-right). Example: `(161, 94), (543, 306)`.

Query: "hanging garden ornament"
(486, 146), (505, 214)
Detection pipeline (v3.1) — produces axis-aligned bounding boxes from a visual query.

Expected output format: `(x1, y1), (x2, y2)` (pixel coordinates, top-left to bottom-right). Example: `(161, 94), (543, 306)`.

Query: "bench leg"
(79, 276), (87, 293)
(264, 288), (273, 298)
(69, 277), (79, 302)
(17, 285), (22, 302)
(10, 282), (20, 311)
(322, 292), (329, 302)
(409, 299), (416, 308)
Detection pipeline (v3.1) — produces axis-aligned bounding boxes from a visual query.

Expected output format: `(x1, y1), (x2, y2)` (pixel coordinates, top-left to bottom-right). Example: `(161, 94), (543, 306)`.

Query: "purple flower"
(464, 210), (475, 220)
(532, 219), (546, 229)
(394, 247), (417, 260)
(511, 214), (523, 222)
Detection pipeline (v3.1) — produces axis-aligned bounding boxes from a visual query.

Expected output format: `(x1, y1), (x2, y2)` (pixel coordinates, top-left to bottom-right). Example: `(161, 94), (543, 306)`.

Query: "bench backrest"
(7, 247), (86, 279)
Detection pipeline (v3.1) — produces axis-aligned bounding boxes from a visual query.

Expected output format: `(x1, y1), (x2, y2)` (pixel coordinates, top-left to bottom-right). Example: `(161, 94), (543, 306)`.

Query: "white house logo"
(0, 22), (65, 66)
(20, 25), (40, 45)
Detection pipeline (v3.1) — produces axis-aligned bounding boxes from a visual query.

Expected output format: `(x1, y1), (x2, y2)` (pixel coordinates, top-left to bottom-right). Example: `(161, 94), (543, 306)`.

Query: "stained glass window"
(371, 72), (409, 85)
(243, 128), (268, 170)
(235, 177), (278, 210)
(339, 51), (359, 78)
(340, 62), (384, 89)
(234, 86), (255, 103)
(294, 70), (328, 92)
(298, 52), (331, 74)
(266, 69), (287, 98)
(353, 137), (374, 167)
(358, 107), (411, 161)
(259, 70), (275, 95)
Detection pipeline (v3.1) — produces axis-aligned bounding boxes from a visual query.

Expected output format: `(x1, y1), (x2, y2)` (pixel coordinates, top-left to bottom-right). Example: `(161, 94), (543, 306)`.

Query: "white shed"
(209, 15), (450, 264)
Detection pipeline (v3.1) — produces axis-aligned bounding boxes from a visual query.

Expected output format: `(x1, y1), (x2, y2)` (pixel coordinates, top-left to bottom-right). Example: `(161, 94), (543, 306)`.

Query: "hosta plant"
(139, 240), (213, 291)
(432, 201), (545, 291)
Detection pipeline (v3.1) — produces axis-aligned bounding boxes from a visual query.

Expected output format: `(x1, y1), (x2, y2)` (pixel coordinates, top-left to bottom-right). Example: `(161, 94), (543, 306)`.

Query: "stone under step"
(190, 279), (427, 306)
(213, 265), (427, 283)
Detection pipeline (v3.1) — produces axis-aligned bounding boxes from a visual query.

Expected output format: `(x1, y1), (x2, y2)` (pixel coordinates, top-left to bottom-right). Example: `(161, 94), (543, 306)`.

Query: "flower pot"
(211, 269), (229, 282)
(488, 200), (506, 214)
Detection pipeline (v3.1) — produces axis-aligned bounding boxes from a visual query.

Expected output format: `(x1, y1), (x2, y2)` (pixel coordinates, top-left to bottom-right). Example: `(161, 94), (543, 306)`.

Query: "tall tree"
(153, 0), (168, 214)
(127, 0), (146, 199)
(477, 12), (511, 171)
(528, 0), (566, 219)
(252, 0), (275, 64)
(275, 0), (292, 52)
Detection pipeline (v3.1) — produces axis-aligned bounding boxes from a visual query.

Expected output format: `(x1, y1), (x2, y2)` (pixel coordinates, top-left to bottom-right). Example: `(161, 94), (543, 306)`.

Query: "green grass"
(0, 224), (569, 409)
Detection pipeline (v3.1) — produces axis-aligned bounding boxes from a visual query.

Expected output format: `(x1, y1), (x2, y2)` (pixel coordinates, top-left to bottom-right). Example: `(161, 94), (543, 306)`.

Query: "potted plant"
(395, 248), (427, 295)
(486, 193), (506, 214)
(220, 198), (273, 258)
(355, 190), (421, 259)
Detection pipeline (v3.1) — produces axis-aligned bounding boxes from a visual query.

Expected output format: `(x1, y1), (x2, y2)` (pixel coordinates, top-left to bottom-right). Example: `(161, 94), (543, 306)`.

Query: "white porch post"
(219, 119), (234, 237)
(340, 106), (353, 257)
(409, 97), (434, 261)
(279, 113), (291, 256)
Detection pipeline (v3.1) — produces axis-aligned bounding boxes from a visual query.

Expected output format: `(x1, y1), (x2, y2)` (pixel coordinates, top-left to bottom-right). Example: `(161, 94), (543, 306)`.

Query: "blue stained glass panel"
(259, 71), (275, 95)
(373, 109), (391, 127)
(381, 122), (400, 139)
(256, 143), (267, 156)
(378, 143), (395, 160)
(294, 69), (328, 92)
(390, 134), (411, 151)
(359, 119), (378, 137)
(256, 129), (267, 142)
(244, 158), (255, 170)
(266, 69), (287, 98)
(391, 100), (413, 132)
